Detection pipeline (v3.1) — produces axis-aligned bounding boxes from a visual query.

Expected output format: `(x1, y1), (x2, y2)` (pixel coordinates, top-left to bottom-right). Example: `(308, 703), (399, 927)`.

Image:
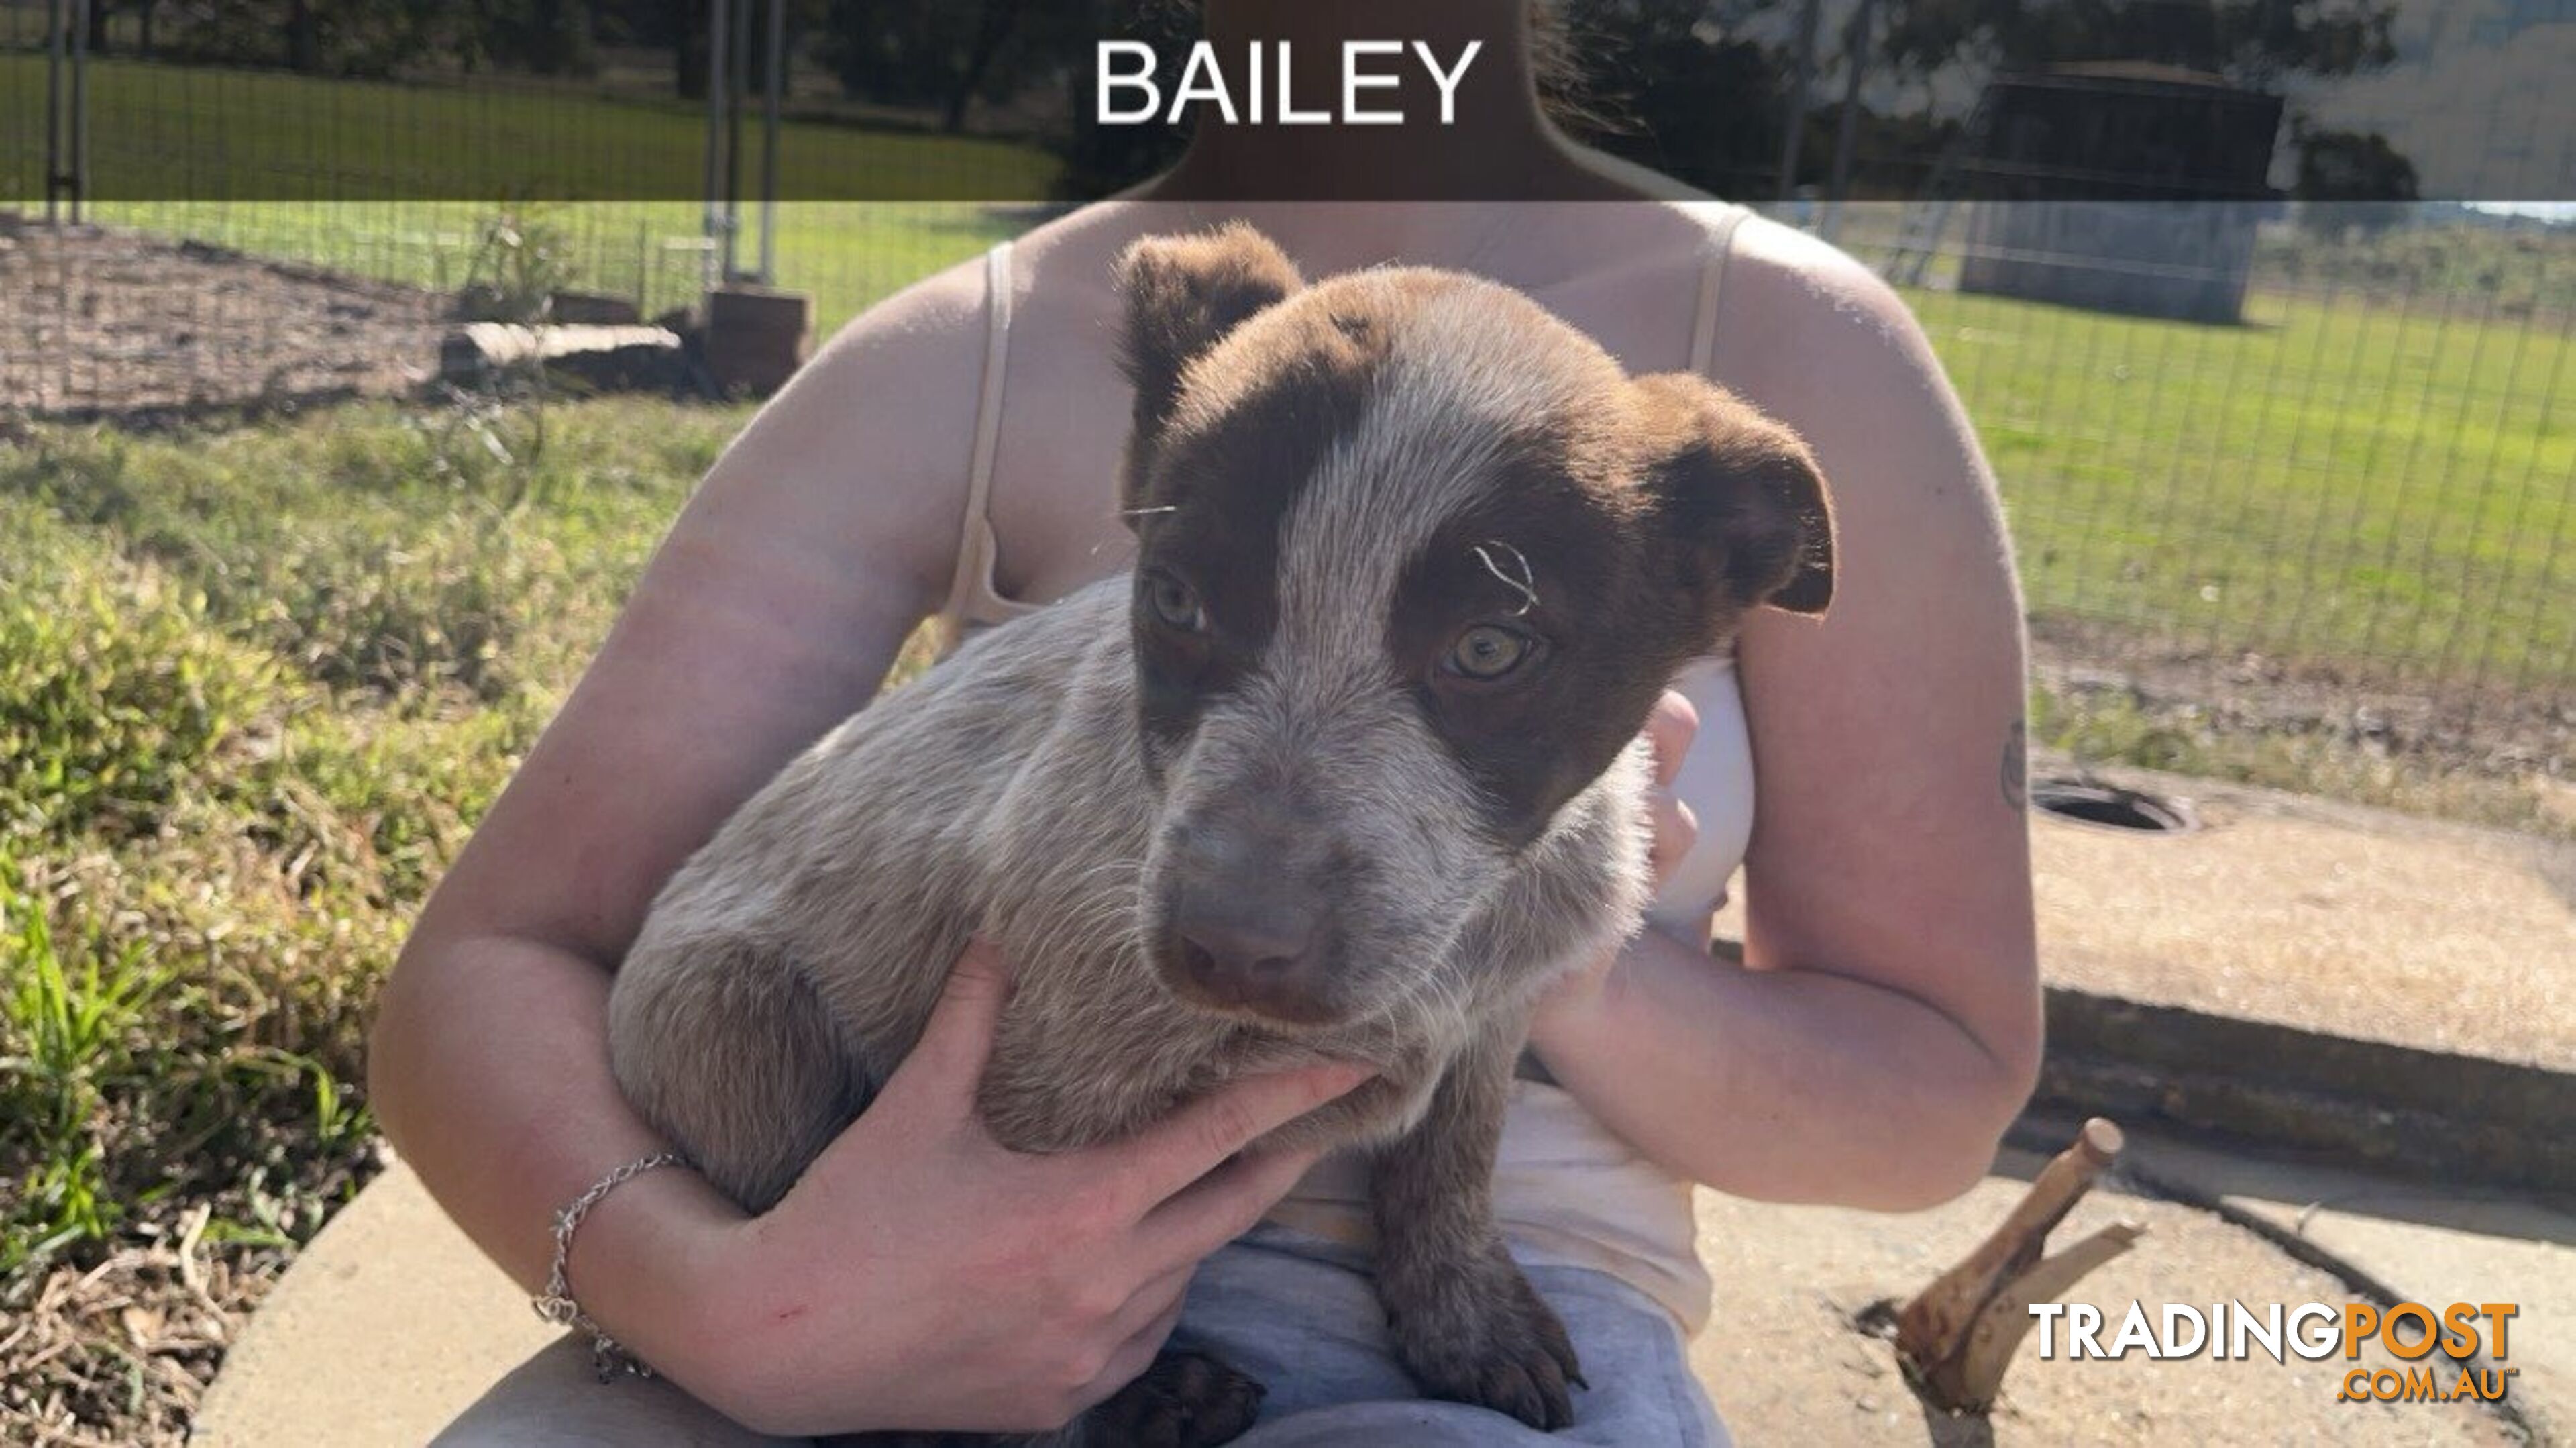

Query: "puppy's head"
(1114, 225), (1834, 1031)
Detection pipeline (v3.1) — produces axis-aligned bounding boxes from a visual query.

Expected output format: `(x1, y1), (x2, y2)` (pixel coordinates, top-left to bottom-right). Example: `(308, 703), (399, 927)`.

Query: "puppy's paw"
(1387, 1255), (1585, 1431)
(1085, 1348), (1267, 1448)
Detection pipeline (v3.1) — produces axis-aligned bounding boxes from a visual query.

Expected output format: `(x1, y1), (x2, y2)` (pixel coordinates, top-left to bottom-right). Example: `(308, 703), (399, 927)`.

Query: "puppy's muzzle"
(1156, 813), (1346, 1026)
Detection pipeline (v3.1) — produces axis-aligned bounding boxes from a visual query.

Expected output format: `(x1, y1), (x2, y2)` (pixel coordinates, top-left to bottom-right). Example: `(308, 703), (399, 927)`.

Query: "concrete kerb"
(2035, 986), (2576, 1199)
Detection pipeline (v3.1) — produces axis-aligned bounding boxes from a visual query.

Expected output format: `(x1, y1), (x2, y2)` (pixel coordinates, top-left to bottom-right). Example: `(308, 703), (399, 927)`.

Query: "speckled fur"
(608, 225), (1833, 1445)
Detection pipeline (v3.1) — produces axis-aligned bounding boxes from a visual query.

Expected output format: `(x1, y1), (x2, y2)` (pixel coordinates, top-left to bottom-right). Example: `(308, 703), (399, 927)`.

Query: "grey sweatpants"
(435, 1223), (1726, 1447)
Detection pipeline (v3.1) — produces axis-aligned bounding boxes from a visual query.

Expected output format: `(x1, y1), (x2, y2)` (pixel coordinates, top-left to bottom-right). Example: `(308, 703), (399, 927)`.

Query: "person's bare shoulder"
(1717, 216), (1953, 397)
(696, 248), (1004, 611)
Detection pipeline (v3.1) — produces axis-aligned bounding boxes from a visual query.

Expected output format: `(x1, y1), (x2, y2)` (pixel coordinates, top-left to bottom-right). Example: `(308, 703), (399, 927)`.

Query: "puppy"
(608, 224), (1835, 1445)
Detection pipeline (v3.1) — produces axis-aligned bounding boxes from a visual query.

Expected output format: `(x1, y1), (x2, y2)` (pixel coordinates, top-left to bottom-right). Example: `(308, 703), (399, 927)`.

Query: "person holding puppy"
(371, 3), (2041, 1443)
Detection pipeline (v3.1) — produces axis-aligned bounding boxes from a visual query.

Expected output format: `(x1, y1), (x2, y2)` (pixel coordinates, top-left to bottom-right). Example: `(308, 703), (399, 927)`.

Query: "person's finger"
(1134, 1140), (1328, 1273)
(1110, 1062), (1370, 1212)
(1648, 789), (1699, 887)
(1106, 1260), (1199, 1344)
(1068, 1288), (1193, 1419)
(1644, 690), (1699, 790)
(873, 937), (1012, 1119)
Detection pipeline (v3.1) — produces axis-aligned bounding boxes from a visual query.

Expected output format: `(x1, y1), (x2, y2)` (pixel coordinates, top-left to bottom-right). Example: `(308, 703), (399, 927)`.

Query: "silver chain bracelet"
(533, 1150), (692, 1383)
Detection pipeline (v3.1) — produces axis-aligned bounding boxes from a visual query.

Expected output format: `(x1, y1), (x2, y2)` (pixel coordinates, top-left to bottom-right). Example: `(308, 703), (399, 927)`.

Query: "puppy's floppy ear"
(1115, 223), (1303, 449)
(1630, 373), (1836, 626)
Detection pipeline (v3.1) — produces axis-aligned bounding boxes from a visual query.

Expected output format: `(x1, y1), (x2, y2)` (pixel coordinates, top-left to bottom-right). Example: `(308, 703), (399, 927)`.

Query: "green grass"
(1908, 280), (2576, 696)
(0, 275), (2567, 1433)
(0, 401), (752, 1436)
(10, 54), (2561, 696)
(0, 52), (1057, 201)
(73, 197), (1024, 338)
(0, 50), (1046, 333)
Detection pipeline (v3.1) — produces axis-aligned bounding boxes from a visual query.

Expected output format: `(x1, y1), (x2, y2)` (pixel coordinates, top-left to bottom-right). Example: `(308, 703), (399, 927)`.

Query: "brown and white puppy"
(608, 224), (1834, 1445)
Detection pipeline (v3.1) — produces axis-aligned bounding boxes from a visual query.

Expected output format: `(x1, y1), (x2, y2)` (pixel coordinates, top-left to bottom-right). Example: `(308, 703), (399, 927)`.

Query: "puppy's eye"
(1143, 572), (1207, 633)
(1445, 624), (1534, 680)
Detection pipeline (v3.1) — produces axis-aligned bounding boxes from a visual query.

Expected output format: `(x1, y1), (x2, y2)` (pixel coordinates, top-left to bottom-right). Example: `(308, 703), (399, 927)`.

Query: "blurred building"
(1955, 64), (2283, 323)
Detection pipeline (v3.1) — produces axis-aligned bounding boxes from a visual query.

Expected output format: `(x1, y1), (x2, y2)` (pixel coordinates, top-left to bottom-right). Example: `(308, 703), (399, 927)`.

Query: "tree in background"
(125, 0), (596, 78)
(1875, 0), (2396, 86)
(2292, 121), (2420, 234)
(1872, 0), (2402, 191)
(593, 0), (715, 100)
(1047, 0), (1193, 198)
(1549, 0), (1789, 198)
(814, 0), (1091, 132)
(469, 0), (600, 76)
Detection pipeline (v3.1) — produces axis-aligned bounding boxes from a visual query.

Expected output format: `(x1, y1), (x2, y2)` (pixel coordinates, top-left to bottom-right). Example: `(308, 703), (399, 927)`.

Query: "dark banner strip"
(1, 2), (2567, 203)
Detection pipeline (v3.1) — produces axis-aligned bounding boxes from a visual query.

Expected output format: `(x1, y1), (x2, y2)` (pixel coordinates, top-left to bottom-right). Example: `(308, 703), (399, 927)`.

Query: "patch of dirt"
(0, 1215), (287, 1447)
(0, 1133), (384, 1447)
(2029, 616), (2574, 782)
(0, 215), (446, 421)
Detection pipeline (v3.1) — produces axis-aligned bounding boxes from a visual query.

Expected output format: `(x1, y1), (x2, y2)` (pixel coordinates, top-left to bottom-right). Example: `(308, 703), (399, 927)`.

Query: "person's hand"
(1533, 690), (1701, 1029)
(1640, 689), (1700, 893)
(672, 939), (1371, 1438)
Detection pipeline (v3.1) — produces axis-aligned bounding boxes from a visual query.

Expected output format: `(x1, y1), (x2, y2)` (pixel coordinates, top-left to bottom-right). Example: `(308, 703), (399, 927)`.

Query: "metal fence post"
(1823, 0), (1879, 242)
(1776, 0), (1823, 201)
(703, 0), (731, 296)
(69, 0), (89, 223)
(725, 0), (751, 280)
(759, 0), (783, 285)
(44, 0), (63, 223)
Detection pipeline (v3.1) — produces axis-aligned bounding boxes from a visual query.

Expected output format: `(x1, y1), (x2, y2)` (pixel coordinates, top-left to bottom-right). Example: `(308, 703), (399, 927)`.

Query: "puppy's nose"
(1169, 893), (1330, 1023)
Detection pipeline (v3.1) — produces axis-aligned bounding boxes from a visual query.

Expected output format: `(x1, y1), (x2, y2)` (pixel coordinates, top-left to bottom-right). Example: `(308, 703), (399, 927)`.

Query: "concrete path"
(197, 1133), (2567, 1446)
(1712, 760), (2575, 1072)
(191, 1162), (556, 1447)
(1693, 1125), (2563, 1446)
(2020, 762), (2573, 1070)
(195, 768), (2575, 1444)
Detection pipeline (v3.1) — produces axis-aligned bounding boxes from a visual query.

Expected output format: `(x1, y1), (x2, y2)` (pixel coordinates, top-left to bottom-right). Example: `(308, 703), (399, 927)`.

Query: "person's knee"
(432, 1337), (786, 1447)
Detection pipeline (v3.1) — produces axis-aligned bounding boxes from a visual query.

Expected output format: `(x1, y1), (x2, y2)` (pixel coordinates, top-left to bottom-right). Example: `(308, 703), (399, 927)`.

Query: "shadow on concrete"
(1999, 1115), (2576, 1249)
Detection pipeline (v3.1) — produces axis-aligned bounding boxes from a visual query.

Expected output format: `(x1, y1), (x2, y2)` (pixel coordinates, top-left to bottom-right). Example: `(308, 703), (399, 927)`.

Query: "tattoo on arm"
(2000, 719), (2028, 811)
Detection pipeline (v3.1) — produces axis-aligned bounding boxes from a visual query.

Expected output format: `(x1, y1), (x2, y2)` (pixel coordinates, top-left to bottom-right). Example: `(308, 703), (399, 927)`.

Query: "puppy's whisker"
(1469, 540), (1539, 617)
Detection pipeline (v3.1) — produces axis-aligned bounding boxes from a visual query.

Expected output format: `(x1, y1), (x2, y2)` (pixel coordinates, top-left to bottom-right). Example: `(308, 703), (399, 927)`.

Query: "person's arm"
(1529, 226), (2043, 1212)
(372, 252), (989, 1301)
(369, 262), (1360, 1437)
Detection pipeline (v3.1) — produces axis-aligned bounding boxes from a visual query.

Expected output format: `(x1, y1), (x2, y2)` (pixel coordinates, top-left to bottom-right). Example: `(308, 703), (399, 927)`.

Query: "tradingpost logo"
(2027, 1300), (2520, 1403)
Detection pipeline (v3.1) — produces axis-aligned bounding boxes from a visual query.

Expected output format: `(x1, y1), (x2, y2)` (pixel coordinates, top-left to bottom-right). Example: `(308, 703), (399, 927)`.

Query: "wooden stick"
(1896, 1118), (2139, 1412)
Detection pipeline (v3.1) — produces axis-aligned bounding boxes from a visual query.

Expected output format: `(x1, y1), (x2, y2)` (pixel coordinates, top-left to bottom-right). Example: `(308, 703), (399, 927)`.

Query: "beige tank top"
(935, 207), (1761, 1331)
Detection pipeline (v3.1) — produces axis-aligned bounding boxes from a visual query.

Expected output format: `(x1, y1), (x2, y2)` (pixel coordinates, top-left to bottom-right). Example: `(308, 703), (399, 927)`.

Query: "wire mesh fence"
(1831, 202), (2573, 766)
(1, 5), (2569, 803)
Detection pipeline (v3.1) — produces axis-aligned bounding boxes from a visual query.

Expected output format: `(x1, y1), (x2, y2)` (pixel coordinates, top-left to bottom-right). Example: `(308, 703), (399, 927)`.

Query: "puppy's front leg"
(1368, 1019), (1584, 1431)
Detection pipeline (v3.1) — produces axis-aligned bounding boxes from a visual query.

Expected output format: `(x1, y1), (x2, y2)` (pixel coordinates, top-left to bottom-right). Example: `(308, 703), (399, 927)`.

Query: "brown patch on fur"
(1387, 446), (1662, 846)
(1115, 224), (1305, 509)
(1383, 366), (1837, 845)
(1631, 372), (1838, 620)
(1126, 274), (1428, 754)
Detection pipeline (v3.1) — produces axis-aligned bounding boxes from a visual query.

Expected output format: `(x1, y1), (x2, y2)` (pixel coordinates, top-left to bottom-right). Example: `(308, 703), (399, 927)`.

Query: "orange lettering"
(2440, 1302), (2482, 1359)
(2481, 1304), (2516, 1359)
(2383, 1303), (2438, 1360)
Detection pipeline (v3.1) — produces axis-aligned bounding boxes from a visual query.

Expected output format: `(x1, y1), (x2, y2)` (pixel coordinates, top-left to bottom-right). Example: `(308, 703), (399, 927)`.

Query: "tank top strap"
(934, 240), (1044, 652)
(1688, 203), (1754, 378)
